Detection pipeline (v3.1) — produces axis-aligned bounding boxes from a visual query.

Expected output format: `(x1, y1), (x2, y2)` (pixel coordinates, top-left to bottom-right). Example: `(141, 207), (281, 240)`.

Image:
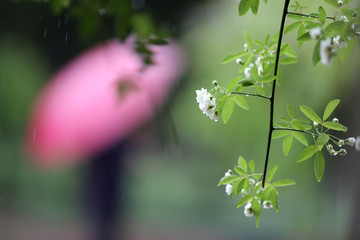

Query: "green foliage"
(200, 0), (359, 227)
(218, 156), (295, 227)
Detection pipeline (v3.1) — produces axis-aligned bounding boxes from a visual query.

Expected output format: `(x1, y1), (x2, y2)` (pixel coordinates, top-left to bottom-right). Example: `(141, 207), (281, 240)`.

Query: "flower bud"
(332, 118), (339, 123)
(338, 149), (347, 156)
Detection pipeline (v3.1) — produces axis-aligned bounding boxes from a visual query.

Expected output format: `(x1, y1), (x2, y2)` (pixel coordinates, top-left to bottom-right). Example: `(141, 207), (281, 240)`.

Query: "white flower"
(320, 37), (332, 65)
(262, 200), (273, 209)
(313, 121), (318, 127)
(333, 35), (341, 45)
(255, 56), (263, 77)
(345, 137), (356, 146)
(332, 118), (339, 122)
(224, 169), (232, 177)
(236, 58), (243, 64)
(244, 43), (249, 51)
(195, 88), (218, 121)
(355, 136), (360, 151)
(249, 178), (255, 185)
(338, 139), (345, 147)
(225, 184), (233, 195)
(244, 201), (254, 217)
(338, 0), (343, 5)
(340, 15), (349, 22)
(309, 27), (322, 40)
(244, 63), (254, 78)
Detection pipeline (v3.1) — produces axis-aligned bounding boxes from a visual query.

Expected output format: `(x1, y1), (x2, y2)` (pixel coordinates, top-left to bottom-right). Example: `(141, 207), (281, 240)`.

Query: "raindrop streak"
(58, 19), (61, 28)
(65, 33), (68, 42)
(33, 129), (37, 142)
(43, 28), (47, 38)
(40, 15), (43, 21)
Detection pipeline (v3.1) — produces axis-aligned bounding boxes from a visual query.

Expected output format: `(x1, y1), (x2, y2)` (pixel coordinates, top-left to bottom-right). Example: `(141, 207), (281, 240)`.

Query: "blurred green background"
(1, 0), (360, 239)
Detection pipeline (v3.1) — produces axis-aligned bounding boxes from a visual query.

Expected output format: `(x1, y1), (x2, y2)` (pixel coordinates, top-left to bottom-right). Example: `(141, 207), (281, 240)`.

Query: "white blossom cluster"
(222, 169), (273, 217)
(243, 199), (273, 217)
(195, 88), (218, 121)
(326, 137), (360, 156)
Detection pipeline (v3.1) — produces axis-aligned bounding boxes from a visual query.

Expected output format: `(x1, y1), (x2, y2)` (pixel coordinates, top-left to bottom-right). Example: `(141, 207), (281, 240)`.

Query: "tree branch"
(262, 0), (290, 188)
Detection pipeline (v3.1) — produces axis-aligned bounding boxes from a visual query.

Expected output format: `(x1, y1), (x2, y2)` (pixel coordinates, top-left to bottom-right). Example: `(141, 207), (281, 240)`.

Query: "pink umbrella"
(26, 37), (185, 167)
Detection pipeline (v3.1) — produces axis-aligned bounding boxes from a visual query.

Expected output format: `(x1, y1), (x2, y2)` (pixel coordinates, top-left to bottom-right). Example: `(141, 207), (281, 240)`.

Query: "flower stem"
(287, 11), (335, 20)
(230, 92), (270, 100)
(262, 0), (290, 188)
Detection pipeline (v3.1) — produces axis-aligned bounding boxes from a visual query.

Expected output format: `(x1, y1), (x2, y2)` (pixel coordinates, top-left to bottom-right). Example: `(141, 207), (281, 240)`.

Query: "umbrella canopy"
(26, 37), (185, 167)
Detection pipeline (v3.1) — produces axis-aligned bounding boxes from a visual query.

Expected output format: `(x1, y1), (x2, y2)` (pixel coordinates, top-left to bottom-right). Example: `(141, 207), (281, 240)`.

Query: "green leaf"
(325, 21), (345, 34)
(234, 166), (247, 176)
(251, 0), (260, 15)
(293, 132), (308, 146)
(279, 57), (298, 65)
(323, 0), (340, 7)
(267, 165), (278, 182)
(236, 194), (253, 208)
(272, 130), (291, 139)
(252, 197), (261, 228)
(341, 38), (356, 62)
(215, 95), (229, 116)
(222, 51), (248, 64)
(314, 151), (325, 182)
(282, 44), (298, 58)
(322, 121), (348, 132)
(239, 52), (253, 73)
(323, 99), (340, 121)
(300, 105), (322, 123)
(244, 31), (254, 52)
(236, 178), (246, 194)
(269, 189), (279, 212)
(222, 100), (235, 124)
(285, 21), (302, 34)
(234, 95), (249, 110)
(218, 175), (241, 186)
(312, 40), (321, 66)
(238, 156), (248, 172)
(318, 6), (326, 25)
(227, 77), (242, 93)
(254, 40), (264, 46)
(317, 133), (330, 146)
(297, 145), (318, 162)
(291, 119), (305, 131)
(259, 76), (276, 83)
(297, 24), (306, 48)
(297, 32), (312, 42)
(249, 160), (255, 173)
(238, 0), (253, 16)
(341, 8), (355, 19)
(243, 178), (250, 192)
(283, 135), (293, 156)
(272, 179), (296, 187)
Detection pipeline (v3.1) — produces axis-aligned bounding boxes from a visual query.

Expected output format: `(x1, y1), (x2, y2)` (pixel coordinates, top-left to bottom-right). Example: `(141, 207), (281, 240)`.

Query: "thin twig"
(287, 11), (335, 20)
(230, 92), (270, 100)
(262, 0), (290, 188)
(273, 127), (315, 136)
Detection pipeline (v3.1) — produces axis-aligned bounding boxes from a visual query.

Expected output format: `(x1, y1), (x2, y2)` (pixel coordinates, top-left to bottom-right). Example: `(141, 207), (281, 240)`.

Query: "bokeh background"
(1, 0), (360, 239)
